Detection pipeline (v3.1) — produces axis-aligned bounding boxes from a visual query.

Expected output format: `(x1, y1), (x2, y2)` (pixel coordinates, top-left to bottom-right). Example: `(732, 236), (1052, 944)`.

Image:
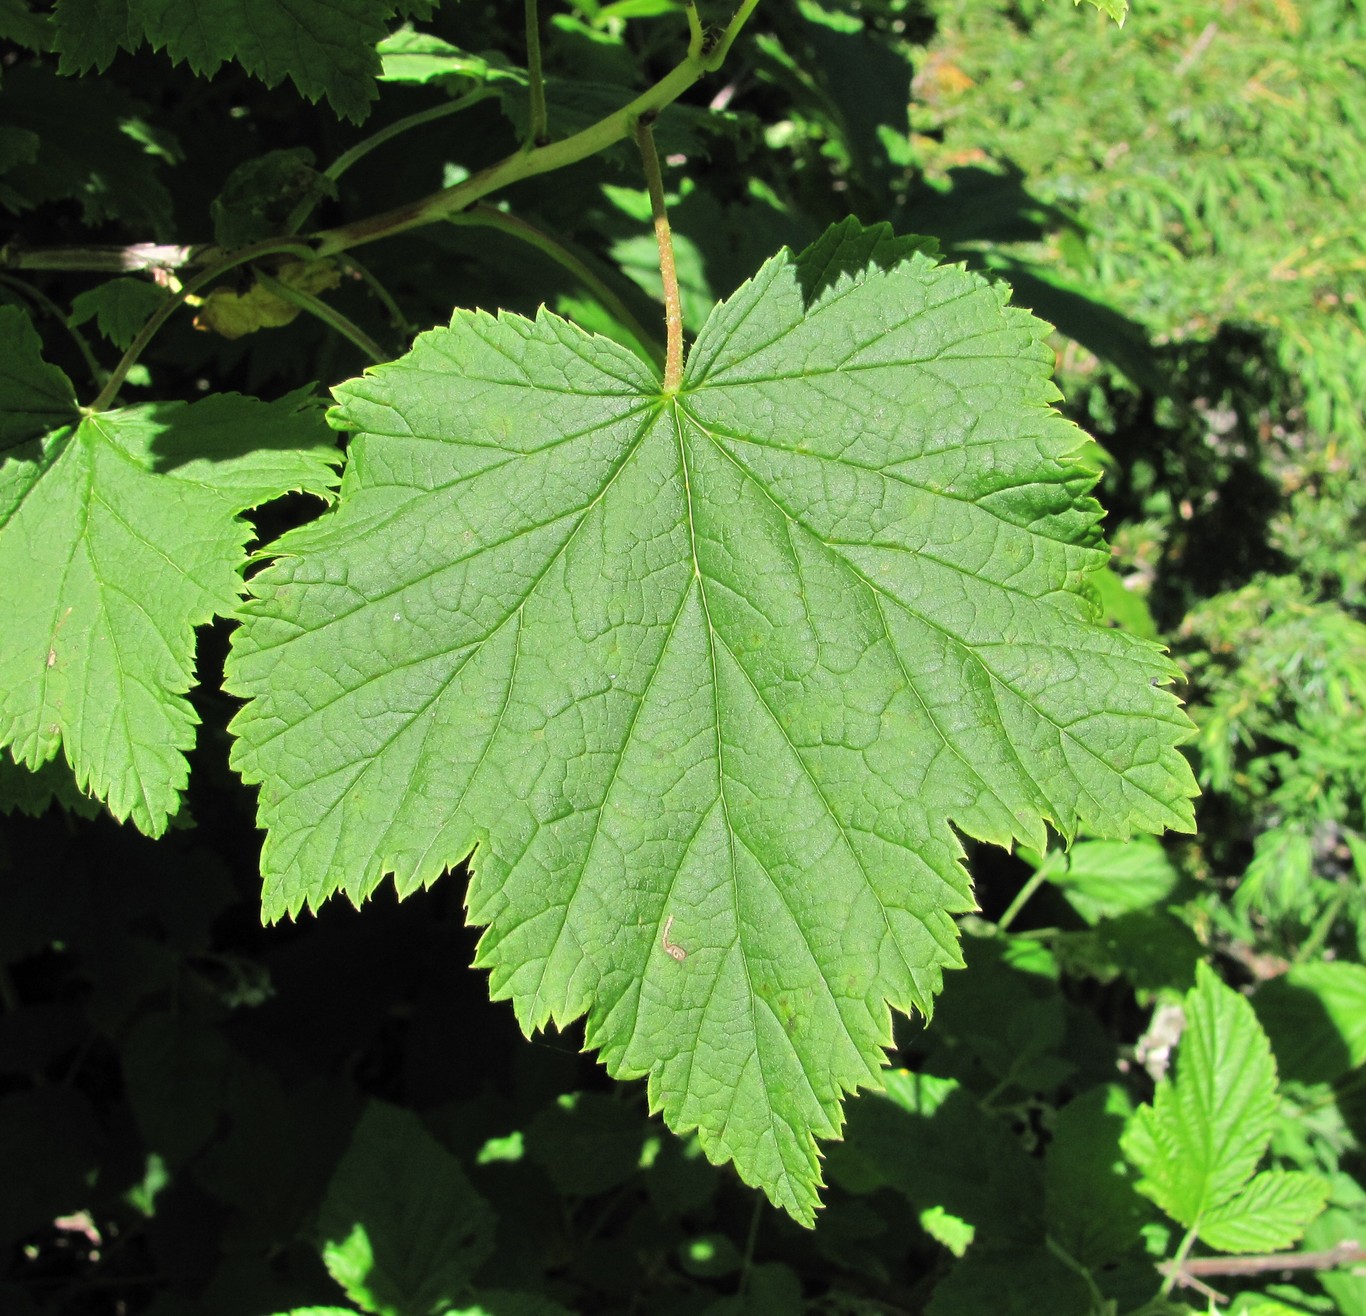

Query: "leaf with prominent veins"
(226, 219), (1196, 1222)
(0, 365), (340, 835)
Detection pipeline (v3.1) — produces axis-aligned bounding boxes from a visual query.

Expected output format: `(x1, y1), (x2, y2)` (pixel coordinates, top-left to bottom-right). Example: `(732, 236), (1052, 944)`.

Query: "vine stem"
(633, 116), (683, 393)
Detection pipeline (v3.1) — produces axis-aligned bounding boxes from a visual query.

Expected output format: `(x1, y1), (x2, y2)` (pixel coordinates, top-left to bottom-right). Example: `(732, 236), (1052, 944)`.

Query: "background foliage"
(2, 0), (1365, 1312)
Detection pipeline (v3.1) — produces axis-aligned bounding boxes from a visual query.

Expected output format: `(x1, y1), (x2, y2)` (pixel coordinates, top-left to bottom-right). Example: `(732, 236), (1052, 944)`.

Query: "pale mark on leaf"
(662, 914), (687, 961)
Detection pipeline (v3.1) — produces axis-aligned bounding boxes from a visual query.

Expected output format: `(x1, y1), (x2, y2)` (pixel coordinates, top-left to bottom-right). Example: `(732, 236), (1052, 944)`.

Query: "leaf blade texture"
(0, 388), (340, 834)
(227, 220), (1197, 1222)
(1198, 1168), (1329, 1254)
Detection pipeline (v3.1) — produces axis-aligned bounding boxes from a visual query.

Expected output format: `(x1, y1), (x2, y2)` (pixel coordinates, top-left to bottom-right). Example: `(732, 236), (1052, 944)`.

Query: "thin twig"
(254, 271), (389, 363)
(632, 115), (683, 392)
(1162, 1239), (1366, 1282)
(0, 272), (105, 387)
(337, 254), (415, 336)
(286, 91), (495, 235)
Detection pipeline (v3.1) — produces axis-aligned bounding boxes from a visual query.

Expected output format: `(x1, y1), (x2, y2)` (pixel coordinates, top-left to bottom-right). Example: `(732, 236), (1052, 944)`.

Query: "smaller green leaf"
(319, 1102), (494, 1316)
(69, 278), (172, 350)
(925, 1244), (1093, 1316)
(210, 149), (334, 248)
(0, 0), (51, 51)
(0, 754), (101, 820)
(377, 29), (527, 91)
(524, 1091), (648, 1198)
(1122, 963), (1280, 1233)
(1198, 1169), (1329, 1254)
(1090, 564), (1158, 640)
(0, 388), (339, 835)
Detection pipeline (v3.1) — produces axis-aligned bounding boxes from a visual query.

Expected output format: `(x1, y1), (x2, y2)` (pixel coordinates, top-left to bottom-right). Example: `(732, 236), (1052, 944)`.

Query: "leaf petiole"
(632, 116), (684, 393)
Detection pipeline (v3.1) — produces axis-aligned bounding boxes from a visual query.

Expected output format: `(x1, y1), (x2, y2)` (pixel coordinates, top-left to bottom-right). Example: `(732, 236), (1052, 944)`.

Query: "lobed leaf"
(226, 219), (1197, 1221)
(0, 378), (340, 836)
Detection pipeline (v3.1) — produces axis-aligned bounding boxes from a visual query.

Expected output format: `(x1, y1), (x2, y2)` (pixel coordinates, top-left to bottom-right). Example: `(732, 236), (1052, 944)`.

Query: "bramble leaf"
(0, 371), (340, 836)
(53, 0), (396, 122)
(1122, 962), (1328, 1251)
(226, 219), (1197, 1222)
(0, 306), (78, 454)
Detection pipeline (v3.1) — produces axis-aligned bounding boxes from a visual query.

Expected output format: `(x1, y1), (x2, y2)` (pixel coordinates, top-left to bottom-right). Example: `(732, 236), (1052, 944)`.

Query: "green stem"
(312, 0), (763, 259)
(705, 0), (762, 67)
(87, 238), (313, 412)
(1044, 1237), (1108, 1311)
(684, 1), (705, 53)
(633, 116), (683, 392)
(525, 0), (548, 146)
(0, 272), (105, 387)
(451, 205), (663, 367)
(994, 865), (1050, 935)
(255, 271), (389, 363)
(337, 254), (415, 336)
(1294, 888), (1345, 964)
(286, 91), (495, 235)
(1160, 1224), (1202, 1299)
(737, 1194), (763, 1297)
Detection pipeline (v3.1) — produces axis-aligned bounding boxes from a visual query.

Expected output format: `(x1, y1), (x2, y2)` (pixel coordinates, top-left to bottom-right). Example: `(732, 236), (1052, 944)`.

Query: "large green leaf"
(226, 219), (1196, 1221)
(0, 349), (340, 835)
